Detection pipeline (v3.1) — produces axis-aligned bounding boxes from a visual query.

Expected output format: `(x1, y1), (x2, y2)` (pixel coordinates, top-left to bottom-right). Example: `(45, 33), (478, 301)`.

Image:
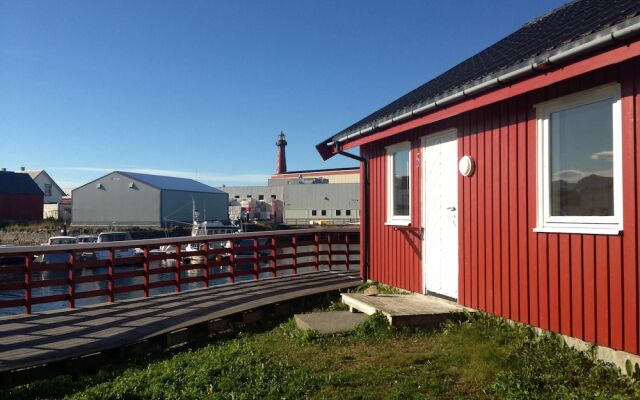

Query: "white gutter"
(326, 16), (640, 147)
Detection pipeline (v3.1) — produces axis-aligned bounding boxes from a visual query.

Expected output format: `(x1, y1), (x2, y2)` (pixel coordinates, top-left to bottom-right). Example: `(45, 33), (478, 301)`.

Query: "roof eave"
(317, 15), (640, 159)
(315, 140), (339, 161)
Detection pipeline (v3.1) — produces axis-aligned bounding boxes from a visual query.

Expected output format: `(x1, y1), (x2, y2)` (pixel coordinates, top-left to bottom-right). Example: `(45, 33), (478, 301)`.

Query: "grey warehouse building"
(72, 171), (228, 227)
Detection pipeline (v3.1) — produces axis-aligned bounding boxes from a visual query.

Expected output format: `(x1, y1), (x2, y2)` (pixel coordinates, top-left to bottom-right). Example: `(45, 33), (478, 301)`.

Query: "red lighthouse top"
(275, 131), (287, 174)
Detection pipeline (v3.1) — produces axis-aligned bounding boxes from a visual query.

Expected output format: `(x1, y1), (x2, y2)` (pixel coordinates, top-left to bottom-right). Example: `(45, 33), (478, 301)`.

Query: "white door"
(422, 129), (459, 299)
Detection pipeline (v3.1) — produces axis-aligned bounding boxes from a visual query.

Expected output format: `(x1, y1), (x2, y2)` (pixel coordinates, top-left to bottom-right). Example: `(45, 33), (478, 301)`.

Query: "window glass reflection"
(550, 98), (613, 216)
(393, 149), (410, 216)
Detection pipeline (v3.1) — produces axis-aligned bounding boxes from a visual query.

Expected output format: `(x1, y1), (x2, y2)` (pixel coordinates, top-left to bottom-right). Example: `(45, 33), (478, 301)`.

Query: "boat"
(94, 232), (136, 260)
(77, 234), (98, 244)
(184, 206), (239, 263)
(40, 236), (78, 264)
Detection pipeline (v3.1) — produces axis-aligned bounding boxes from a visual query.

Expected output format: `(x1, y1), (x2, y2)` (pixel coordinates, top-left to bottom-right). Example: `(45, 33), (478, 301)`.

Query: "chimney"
(275, 131), (287, 175)
(20, 166), (25, 171)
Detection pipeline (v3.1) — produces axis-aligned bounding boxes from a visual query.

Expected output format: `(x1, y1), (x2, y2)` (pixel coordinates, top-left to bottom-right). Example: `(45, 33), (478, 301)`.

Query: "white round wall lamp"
(458, 156), (475, 177)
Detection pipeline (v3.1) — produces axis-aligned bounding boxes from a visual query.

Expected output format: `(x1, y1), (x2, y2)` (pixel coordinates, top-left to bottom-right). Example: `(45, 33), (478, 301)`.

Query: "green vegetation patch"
(352, 281), (410, 295)
(3, 313), (639, 400)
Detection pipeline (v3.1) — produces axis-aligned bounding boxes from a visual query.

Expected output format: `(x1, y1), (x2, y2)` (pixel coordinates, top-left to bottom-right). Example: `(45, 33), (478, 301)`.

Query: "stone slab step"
(341, 293), (470, 328)
(294, 311), (368, 334)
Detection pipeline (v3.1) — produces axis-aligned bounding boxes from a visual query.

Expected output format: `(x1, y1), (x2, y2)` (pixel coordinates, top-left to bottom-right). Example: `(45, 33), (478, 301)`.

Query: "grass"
(352, 281), (411, 295)
(0, 220), (62, 234)
(2, 312), (639, 400)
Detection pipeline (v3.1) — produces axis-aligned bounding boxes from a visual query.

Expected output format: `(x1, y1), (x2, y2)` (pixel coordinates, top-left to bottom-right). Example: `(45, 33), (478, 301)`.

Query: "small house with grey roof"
(316, 0), (640, 364)
(72, 171), (228, 227)
(17, 167), (66, 204)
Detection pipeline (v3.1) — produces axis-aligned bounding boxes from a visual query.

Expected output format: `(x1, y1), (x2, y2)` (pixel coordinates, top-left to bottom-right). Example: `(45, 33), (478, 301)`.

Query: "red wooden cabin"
(317, 0), (640, 359)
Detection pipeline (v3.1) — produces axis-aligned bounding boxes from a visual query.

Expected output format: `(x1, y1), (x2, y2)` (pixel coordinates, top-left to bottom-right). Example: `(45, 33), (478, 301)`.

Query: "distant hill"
(551, 174), (613, 216)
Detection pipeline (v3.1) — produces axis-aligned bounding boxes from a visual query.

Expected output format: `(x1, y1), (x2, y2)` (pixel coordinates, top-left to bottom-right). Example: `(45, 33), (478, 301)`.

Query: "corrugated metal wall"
(72, 172), (161, 226)
(283, 183), (360, 221)
(219, 186), (285, 202)
(362, 57), (640, 355)
(160, 190), (228, 225)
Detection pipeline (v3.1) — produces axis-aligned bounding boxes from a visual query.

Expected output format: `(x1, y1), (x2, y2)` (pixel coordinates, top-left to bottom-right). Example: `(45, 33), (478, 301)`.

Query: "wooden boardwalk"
(0, 271), (361, 377)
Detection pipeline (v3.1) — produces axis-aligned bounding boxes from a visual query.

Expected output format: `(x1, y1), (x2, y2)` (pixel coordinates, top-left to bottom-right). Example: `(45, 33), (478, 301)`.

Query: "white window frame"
(534, 83), (623, 235)
(385, 141), (411, 226)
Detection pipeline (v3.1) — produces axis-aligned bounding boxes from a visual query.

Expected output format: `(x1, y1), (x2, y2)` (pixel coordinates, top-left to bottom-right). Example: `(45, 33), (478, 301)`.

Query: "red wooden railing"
(0, 227), (360, 315)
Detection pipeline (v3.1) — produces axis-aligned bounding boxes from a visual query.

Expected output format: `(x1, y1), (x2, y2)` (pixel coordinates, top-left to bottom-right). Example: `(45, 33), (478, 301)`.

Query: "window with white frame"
(386, 142), (411, 225)
(535, 83), (622, 234)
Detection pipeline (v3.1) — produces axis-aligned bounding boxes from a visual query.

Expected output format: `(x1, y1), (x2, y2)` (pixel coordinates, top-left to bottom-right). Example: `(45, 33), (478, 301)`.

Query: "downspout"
(337, 146), (369, 283)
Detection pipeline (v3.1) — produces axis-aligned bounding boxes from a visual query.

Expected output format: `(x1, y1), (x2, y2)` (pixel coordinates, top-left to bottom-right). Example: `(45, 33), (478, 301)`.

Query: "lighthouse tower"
(275, 131), (287, 175)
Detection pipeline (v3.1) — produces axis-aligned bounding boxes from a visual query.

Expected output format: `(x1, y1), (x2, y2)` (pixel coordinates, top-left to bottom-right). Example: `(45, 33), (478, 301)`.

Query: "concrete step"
(294, 311), (368, 334)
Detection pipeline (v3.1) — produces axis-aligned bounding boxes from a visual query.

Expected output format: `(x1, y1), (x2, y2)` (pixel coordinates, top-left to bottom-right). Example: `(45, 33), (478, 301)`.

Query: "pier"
(0, 227), (361, 385)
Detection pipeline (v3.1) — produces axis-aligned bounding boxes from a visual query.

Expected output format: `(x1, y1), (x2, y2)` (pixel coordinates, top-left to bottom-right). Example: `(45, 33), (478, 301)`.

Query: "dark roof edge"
(159, 188), (228, 195)
(317, 14), (640, 159)
(273, 167), (360, 175)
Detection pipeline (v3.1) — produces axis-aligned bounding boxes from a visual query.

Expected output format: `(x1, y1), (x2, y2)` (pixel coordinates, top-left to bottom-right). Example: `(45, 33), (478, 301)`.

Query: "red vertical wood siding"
(362, 57), (640, 354)
(361, 136), (424, 293)
(0, 194), (43, 221)
(463, 113), (472, 304)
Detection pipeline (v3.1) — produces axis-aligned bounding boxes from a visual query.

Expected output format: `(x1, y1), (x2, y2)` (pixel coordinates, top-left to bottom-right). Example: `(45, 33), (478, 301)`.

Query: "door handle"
(446, 206), (456, 211)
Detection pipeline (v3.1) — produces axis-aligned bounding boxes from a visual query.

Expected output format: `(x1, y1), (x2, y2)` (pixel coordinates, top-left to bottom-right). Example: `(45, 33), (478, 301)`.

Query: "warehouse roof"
(320, 0), (640, 149)
(0, 171), (43, 195)
(117, 171), (225, 194)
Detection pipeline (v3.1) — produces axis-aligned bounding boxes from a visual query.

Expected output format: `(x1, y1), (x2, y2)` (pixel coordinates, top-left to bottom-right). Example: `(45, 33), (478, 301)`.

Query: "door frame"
(420, 128), (459, 299)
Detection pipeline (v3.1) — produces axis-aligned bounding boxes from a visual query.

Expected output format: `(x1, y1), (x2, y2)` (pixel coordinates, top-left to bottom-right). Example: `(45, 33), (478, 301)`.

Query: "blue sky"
(1, 0), (566, 190)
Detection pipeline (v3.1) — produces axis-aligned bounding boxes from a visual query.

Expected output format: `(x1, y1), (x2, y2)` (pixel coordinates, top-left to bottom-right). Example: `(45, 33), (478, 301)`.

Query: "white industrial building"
(220, 133), (360, 226)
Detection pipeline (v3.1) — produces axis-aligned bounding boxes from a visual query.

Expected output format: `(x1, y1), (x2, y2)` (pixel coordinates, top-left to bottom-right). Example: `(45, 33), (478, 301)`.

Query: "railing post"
(252, 238), (259, 280)
(270, 237), (277, 278)
(314, 232), (320, 272)
(202, 242), (209, 287)
(24, 254), (32, 314)
(291, 235), (297, 275)
(328, 233), (333, 271)
(175, 245), (182, 293)
(108, 248), (115, 302)
(68, 250), (75, 309)
(143, 246), (150, 297)
(229, 241), (235, 284)
(345, 233), (351, 271)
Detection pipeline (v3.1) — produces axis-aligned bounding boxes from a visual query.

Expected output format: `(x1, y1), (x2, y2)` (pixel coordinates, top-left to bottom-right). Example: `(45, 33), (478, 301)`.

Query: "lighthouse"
(275, 131), (287, 175)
